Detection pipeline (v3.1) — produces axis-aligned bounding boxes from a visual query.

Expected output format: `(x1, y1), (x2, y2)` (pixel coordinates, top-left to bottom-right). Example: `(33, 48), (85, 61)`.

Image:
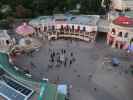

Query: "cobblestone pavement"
(14, 39), (133, 100)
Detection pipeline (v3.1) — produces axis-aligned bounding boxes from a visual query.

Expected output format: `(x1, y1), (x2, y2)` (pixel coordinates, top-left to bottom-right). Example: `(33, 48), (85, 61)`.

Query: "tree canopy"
(0, 0), (107, 19)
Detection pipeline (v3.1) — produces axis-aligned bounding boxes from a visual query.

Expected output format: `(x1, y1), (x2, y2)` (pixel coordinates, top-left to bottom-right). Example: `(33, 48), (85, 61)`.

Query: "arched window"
(6, 40), (9, 45)
(61, 25), (63, 30)
(124, 32), (128, 38)
(38, 27), (41, 32)
(66, 25), (69, 30)
(2, 40), (4, 45)
(35, 27), (38, 32)
(112, 28), (115, 33)
(72, 25), (74, 31)
(77, 26), (80, 32)
(52, 25), (55, 30)
(44, 26), (47, 31)
(118, 32), (122, 37)
(83, 27), (86, 32)
(111, 28), (116, 35)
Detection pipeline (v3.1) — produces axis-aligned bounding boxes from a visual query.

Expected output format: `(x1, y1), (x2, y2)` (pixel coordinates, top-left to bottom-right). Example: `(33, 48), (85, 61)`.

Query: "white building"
(0, 30), (13, 53)
(29, 15), (100, 42)
(123, 0), (133, 10)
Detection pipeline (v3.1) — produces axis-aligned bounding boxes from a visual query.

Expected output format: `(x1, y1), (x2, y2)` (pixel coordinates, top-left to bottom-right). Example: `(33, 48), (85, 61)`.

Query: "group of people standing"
(48, 48), (76, 70)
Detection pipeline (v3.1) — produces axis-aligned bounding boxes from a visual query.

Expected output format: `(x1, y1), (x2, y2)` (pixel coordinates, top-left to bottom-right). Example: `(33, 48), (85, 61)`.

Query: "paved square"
(14, 39), (133, 100)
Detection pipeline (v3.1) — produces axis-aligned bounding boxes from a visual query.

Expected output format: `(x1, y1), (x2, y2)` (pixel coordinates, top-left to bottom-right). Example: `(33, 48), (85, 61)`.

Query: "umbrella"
(16, 22), (35, 36)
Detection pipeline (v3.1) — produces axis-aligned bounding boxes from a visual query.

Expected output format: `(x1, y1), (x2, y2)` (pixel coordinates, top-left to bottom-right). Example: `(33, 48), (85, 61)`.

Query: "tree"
(80, 0), (102, 14)
(32, 0), (56, 15)
(101, 0), (112, 13)
(0, 0), (105, 18)
(0, 5), (12, 19)
(15, 5), (32, 18)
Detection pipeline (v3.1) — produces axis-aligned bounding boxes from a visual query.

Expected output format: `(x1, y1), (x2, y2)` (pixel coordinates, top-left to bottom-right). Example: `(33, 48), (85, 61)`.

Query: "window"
(55, 19), (67, 21)
(124, 32), (128, 38)
(44, 26), (47, 31)
(2, 40), (4, 45)
(118, 32), (122, 37)
(112, 28), (115, 33)
(61, 25), (63, 30)
(6, 40), (9, 45)
(111, 28), (116, 35)
(77, 26), (80, 31)
(66, 25), (69, 30)
(72, 25), (74, 31)
(83, 27), (86, 31)
(52, 25), (55, 30)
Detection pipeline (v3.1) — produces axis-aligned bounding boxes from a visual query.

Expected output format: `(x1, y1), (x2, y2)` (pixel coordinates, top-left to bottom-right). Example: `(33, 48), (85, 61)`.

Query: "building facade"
(107, 16), (133, 50)
(29, 15), (100, 42)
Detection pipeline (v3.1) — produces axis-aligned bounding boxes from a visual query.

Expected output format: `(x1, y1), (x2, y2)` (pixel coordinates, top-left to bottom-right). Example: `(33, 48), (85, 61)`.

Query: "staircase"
(44, 83), (58, 100)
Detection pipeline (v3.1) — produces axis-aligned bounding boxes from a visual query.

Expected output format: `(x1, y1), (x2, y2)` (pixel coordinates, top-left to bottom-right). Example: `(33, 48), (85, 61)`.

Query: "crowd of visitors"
(47, 48), (76, 70)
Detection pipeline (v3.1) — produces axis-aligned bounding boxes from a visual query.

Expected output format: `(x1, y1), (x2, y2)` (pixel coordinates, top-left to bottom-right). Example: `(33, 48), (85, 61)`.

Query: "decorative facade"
(107, 16), (133, 50)
(29, 15), (99, 42)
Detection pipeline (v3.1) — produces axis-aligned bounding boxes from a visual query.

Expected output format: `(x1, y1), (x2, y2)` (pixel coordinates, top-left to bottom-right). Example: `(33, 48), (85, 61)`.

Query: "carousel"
(107, 16), (133, 52)
(13, 23), (41, 54)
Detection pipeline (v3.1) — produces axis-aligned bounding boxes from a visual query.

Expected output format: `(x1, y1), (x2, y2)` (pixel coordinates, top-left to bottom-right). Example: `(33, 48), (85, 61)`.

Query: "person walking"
(69, 60), (72, 67)
(61, 48), (64, 54)
(64, 59), (67, 67)
(70, 52), (73, 57)
(63, 49), (65, 54)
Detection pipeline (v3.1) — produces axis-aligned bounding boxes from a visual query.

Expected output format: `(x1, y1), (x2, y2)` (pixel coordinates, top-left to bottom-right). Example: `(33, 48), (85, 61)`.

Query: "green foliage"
(80, 0), (103, 14)
(0, 0), (105, 19)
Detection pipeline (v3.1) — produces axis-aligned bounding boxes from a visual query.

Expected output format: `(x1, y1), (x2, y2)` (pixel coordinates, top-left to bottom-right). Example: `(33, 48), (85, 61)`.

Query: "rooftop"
(29, 15), (100, 26)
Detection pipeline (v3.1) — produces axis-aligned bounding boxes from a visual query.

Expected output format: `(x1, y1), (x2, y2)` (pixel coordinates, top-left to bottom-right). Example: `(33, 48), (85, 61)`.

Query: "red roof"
(113, 16), (133, 27)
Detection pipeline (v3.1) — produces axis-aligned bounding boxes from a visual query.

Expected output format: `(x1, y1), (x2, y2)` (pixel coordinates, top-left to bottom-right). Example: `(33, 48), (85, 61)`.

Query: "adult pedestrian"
(64, 60), (67, 67)
(61, 48), (64, 54)
(70, 52), (73, 57)
(94, 88), (97, 91)
(69, 60), (72, 67)
(64, 49), (66, 54)
(88, 73), (93, 81)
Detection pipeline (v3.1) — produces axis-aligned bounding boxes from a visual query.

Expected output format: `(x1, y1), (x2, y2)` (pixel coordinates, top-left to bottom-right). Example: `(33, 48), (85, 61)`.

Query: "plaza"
(13, 38), (133, 100)
(0, 0), (133, 99)
(0, 14), (132, 100)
